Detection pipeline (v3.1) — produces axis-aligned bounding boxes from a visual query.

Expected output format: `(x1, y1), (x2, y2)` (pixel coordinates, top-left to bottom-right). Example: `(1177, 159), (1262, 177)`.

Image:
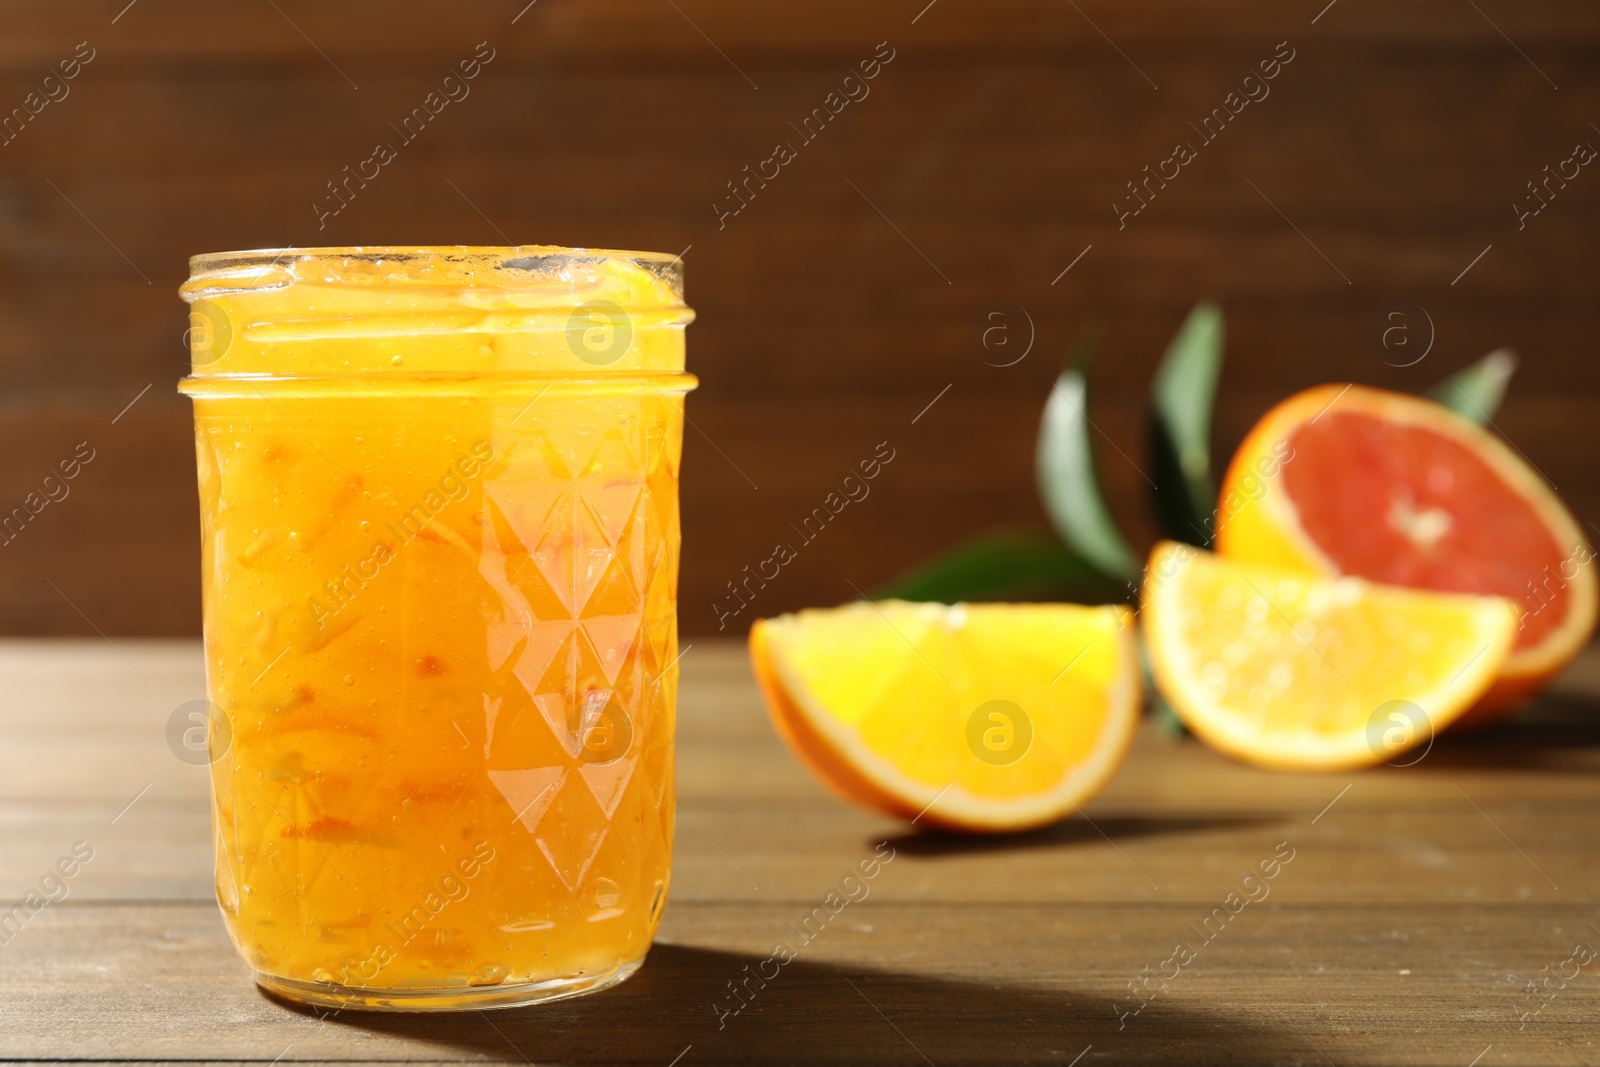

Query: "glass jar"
(178, 246), (694, 1011)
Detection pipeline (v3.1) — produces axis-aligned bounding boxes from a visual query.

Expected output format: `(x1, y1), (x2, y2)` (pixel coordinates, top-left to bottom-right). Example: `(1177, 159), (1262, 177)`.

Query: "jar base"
(254, 955), (645, 1013)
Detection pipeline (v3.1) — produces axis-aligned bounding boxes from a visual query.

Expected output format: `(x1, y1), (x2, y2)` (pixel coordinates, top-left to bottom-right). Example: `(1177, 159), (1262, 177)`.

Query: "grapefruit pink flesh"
(1281, 410), (1571, 651)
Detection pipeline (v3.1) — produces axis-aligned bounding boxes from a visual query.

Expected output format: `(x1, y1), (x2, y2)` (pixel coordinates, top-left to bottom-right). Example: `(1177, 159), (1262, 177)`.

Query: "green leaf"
(1036, 328), (1141, 580)
(1149, 301), (1224, 547)
(1138, 638), (1187, 737)
(1152, 693), (1187, 740)
(874, 528), (1126, 605)
(1427, 348), (1517, 424)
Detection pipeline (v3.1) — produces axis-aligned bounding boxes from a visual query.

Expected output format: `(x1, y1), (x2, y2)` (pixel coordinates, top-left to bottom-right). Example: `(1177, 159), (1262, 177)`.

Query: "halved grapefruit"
(1216, 384), (1595, 725)
(750, 601), (1141, 832)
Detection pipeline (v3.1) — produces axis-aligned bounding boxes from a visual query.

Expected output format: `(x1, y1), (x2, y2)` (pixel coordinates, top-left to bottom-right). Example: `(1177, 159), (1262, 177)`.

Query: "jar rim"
(182, 245), (686, 306)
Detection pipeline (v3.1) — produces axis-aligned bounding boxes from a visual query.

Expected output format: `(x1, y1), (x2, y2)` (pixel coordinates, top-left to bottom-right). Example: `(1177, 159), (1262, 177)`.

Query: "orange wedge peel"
(1143, 542), (1519, 770)
(750, 601), (1141, 832)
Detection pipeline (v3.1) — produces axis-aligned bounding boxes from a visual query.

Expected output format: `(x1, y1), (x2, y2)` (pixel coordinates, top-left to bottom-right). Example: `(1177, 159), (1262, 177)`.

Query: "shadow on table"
(1399, 690), (1600, 774)
(881, 813), (1284, 859)
(278, 943), (1295, 1066)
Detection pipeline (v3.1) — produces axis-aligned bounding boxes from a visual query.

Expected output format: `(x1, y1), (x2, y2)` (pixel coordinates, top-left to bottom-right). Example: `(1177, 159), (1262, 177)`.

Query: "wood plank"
(1, 642), (1597, 907)
(3, 641), (1598, 797)
(2, 388), (1598, 635)
(2, 901), (1598, 1065)
(2, 639), (1599, 1063)
(1, 4), (1596, 640)
(3, 0), (1600, 69)
(5, 793), (1598, 908)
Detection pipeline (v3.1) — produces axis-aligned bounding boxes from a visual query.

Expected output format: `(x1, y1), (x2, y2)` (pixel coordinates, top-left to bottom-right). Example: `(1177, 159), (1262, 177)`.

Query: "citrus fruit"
(1143, 542), (1518, 770)
(749, 601), (1141, 832)
(1216, 383), (1595, 725)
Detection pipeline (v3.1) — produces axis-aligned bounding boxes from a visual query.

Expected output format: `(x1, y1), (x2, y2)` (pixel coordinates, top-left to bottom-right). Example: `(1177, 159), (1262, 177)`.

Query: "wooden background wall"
(1, 0), (1597, 636)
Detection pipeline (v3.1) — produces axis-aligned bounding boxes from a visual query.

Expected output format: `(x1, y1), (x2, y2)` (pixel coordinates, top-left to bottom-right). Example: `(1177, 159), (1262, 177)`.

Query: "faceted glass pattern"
(191, 388), (684, 1007)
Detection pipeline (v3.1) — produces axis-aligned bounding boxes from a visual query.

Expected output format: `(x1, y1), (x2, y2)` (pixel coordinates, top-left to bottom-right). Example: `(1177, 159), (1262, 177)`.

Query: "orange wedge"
(1216, 384), (1596, 724)
(750, 601), (1141, 832)
(1143, 542), (1518, 771)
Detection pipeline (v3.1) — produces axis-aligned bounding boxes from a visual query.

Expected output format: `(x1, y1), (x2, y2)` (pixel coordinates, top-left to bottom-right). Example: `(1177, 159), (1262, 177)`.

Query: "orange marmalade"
(179, 247), (693, 1010)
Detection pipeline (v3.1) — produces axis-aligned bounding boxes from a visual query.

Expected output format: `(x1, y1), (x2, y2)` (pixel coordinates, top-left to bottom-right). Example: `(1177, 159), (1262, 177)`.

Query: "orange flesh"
(195, 395), (682, 995)
(750, 602), (1141, 833)
(1283, 411), (1570, 651)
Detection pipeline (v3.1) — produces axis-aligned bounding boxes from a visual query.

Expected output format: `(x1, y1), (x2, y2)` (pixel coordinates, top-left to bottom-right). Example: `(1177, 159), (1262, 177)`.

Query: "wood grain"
(1, 1), (1598, 635)
(1, 640), (1599, 1063)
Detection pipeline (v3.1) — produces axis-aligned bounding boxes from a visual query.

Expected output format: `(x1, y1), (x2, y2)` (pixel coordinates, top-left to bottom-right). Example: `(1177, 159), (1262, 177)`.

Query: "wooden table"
(2, 639), (1597, 1066)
